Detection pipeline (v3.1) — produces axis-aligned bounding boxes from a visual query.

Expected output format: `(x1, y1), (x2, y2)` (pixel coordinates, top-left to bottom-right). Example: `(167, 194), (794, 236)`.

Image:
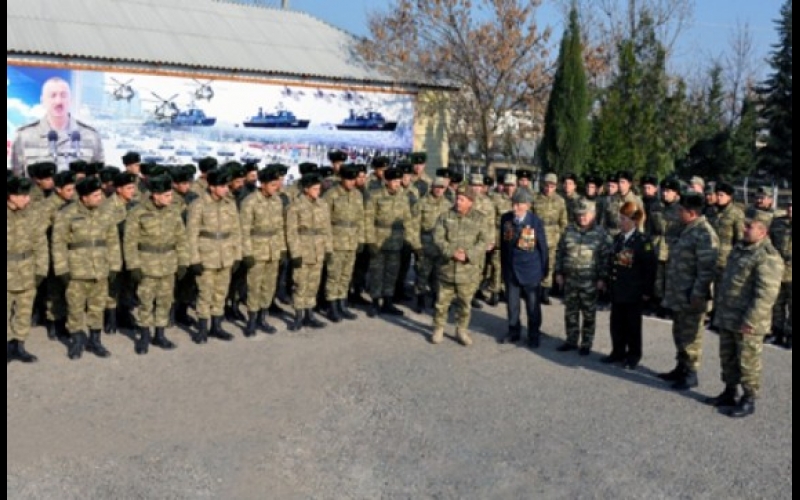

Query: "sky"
(287, 0), (783, 78)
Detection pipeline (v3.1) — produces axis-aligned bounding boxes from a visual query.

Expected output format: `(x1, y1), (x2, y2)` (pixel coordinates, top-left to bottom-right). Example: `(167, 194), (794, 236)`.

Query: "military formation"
(8, 157), (790, 417)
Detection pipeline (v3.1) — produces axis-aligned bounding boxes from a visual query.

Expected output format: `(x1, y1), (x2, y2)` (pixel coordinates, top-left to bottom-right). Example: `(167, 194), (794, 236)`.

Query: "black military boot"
(288, 310), (304, 332)
(68, 332), (87, 360)
(528, 325), (541, 349)
(414, 294), (426, 314)
(152, 328), (176, 350)
(7, 341), (15, 363)
(470, 293), (483, 309)
(500, 328), (521, 345)
(304, 310), (326, 329)
(486, 292), (499, 307)
(10, 341), (37, 363)
(135, 328), (151, 355)
(268, 300), (288, 318)
(367, 299), (381, 318)
(657, 365), (683, 382)
(338, 300), (358, 321)
(381, 298), (404, 316)
(210, 317), (234, 341)
(46, 320), (58, 340)
(726, 395), (756, 418)
(225, 303), (246, 323)
(327, 300), (342, 323)
(540, 287), (552, 305)
(244, 312), (258, 338)
(257, 309), (278, 334)
(103, 309), (118, 334)
(785, 336), (792, 350)
(705, 386), (738, 407)
(671, 369), (698, 391)
(86, 330), (111, 358)
(193, 319), (209, 344)
(348, 291), (370, 306)
(175, 303), (195, 328)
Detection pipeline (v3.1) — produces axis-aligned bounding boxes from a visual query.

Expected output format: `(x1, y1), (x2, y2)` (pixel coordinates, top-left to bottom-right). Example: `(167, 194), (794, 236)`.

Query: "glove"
(291, 257), (303, 269)
(324, 252), (334, 266)
(189, 264), (204, 276)
(57, 273), (71, 287)
(35, 275), (46, 287)
(108, 271), (118, 283)
(129, 269), (142, 284)
(176, 266), (188, 280)
(243, 256), (256, 270)
(232, 260), (242, 273)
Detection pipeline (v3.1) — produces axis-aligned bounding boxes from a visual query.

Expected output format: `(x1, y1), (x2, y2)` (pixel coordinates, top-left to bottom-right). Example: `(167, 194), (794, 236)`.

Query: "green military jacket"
(473, 193), (497, 247)
(434, 207), (488, 285)
(564, 192), (582, 223)
(124, 199), (189, 278)
(323, 185), (365, 252)
(418, 193), (452, 254)
(714, 238), (784, 335)
(187, 192), (242, 270)
(770, 216), (792, 283)
(712, 202), (745, 271)
(7, 204), (49, 292)
(662, 216), (719, 312)
(364, 187), (421, 253)
(39, 193), (71, 230)
(286, 195), (333, 265)
(555, 224), (612, 281)
(239, 190), (287, 262)
(655, 201), (682, 262)
(602, 191), (643, 236)
(533, 192), (568, 244)
(52, 201), (122, 280)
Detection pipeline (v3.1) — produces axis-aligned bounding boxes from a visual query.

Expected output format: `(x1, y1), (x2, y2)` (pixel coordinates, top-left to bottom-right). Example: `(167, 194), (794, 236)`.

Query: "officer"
(187, 168), (242, 344)
(285, 173), (333, 331)
(7, 177), (49, 363)
(190, 157), (218, 197)
(11, 77), (104, 175)
(322, 164), (365, 322)
(768, 199), (791, 348)
(124, 175), (189, 354)
(239, 166), (287, 336)
(27, 162), (57, 203)
(52, 177), (123, 360)
(659, 192), (719, 390)
(653, 178), (682, 317)
(708, 211), (784, 417)
(554, 199), (612, 355)
(431, 186), (489, 346)
(410, 152), (432, 198)
(414, 176), (452, 313)
(562, 173), (582, 221)
(534, 173), (568, 304)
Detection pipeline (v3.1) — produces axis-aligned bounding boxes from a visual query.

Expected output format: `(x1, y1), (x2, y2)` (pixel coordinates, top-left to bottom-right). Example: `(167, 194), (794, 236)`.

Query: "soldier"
(516, 169), (534, 194)
(640, 175), (661, 238)
(224, 163), (249, 322)
(69, 160), (89, 181)
(239, 167), (287, 336)
(322, 164), (365, 322)
(285, 162), (319, 200)
(595, 173), (619, 228)
(745, 186), (776, 224)
(534, 173), (568, 304)
(285, 173), (333, 331)
(395, 161), (420, 302)
(170, 165), (200, 327)
(658, 192), (719, 390)
(52, 177), (123, 360)
(348, 163), (372, 306)
(187, 168), (242, 344)
(414, 176), (452, 313)
(26, 162), (57, 203)
(190, 157), (218, 197)
(768, 199), (791, 348)
(124, 175), (189, 354)
(323, 150), (348, 193)
(410, 151), (432, 198)
(484, 174), (514, 306)
(707, 211), (784, 417)
(469, 174), (495, 309)
(710, 181), (745, 327)
(99, 166), (121, 197)
(10, 77), (103, 175)
(653, 178), (683, 317)
(554, 199), (612, 355)
(583, 174), (601, 201)
(366, 156), (390, 193)
(601, 170), (643, 237)
(704, 185), (719, 225)
(7, 177), (49, 363)
(688, 176), (705, 195)
(562, 173), (582, 222)
(431, 186), (489, 346)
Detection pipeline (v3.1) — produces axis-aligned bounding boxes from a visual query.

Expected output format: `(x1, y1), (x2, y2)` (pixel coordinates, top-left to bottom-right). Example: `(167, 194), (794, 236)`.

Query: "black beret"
(298, 162), (319, 176)
(76, 177), (102, 197)
(328, 150), (348, 163)
(300, 173), (322, 189)
(410, 152), (427, 164)
(484, 175), (495, 187)
(319, 166), (334, 179)
(340, 164), (359, 180)
(207, 169), (230, 187)
(147, 175), (173, 194)
(641, 174), (659, 187)
(384, 168), (403, 181)
(7, 176), (33, 196)
(170, 166), (194, 184)
(198, 157), (218, 173)
(122, 152), (141, 166)
(714, 181), (734, 196)
(69, 160), (89, 174)
(617, 170), (634, 182)
(435, 168), (450, 178)
(661, 178), (681, 192)
(680, 192), (705, 212)
(516, 170), (533, 180)
(223, 162), (246, 180)
(86, 162), (104, 177)
(371, 157), (390, 169)
(397, 161), (414, 175)
(99, 166), (122, 183)
(258, 167), (281, 184)
(449, 171), (465, 184)
(114, 172), (138, 188)
(564, 172), (578, 183)
(27, 162), (57, 179)
(54, 171), (77, 188)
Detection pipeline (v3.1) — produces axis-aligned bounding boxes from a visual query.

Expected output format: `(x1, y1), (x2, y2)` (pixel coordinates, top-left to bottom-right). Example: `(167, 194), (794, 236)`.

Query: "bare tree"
(723, 21), (761, 126)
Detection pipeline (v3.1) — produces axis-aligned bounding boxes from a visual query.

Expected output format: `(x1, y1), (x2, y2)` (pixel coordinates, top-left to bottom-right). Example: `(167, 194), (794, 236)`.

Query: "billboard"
(7, 64), (416, 178)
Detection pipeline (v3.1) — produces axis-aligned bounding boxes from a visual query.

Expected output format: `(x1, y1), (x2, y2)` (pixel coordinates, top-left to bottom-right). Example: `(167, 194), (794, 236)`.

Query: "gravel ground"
(7, 300), (792, 499)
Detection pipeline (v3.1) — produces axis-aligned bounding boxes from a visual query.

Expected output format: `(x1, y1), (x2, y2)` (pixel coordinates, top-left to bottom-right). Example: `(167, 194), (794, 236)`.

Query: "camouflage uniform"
(415, 192), (453, 296)
(413, 173), (433, 199)
(769, 215), (792, 342)
(713, 238), (784, 398)
(712, 202), (745, 279)
(172, 189), (200, 312)
(10, 116), (104, 175)
(101, 193), (136, 314)
(8, 204), (49, 342)
(286, 194), (333, 310)
(485, 191), (513, 296)
(602, 191), (643, 237)
(39, 194), (72, 325)
(240, 190), (287, 313)
(533, 192), (568, 289)
(563, 192), (582, 223)
(654, 201), (683, 301)
(555, 223), (612, 348)
(124, 199), (189, 329)
(396, 184), (421, 298)
(322, 185), (365, 302)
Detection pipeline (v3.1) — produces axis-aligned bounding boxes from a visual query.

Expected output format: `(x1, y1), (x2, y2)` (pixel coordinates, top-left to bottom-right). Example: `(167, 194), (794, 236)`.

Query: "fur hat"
(7, 176), (33, 196)
(122, 152), (141, 166)
(680, 192), (705, 212)
(384, 168), (403, 182)
(147, 175), (173, 194)
(198, 157), (218, 174)
(76, 177), (102, 197)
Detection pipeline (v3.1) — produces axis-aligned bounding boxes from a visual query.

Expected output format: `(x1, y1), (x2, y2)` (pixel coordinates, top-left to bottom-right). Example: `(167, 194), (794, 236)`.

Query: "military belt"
(297, 228), (325, 236)
(332, 221), (358, 228)
(7, 251), (33, 262)
(251, 229), (280, 237)
(376, 222), (405, 230)
(421, 230), (435, 236)
(69, 240), (107, 250)
(138, 243), (176, 254)
(199, 231), (232, 240)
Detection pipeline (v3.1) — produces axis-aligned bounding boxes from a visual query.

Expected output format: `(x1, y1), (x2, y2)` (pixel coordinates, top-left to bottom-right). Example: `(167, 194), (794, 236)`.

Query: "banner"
(7, 65), (415, 178)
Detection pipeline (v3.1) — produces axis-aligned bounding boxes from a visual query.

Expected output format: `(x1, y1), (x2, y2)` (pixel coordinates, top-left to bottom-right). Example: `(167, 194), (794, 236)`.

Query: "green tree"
(727, 95), (759, 179)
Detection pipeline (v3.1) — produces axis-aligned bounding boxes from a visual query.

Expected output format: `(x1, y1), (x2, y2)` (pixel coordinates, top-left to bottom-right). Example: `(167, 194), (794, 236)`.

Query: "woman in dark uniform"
(603, 202), (656, 369)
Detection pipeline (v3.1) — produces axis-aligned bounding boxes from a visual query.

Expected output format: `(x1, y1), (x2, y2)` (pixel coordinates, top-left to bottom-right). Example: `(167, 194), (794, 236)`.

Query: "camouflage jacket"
(39, 194), (72, 231)
(124, 199), (189, 278)
(413, 173), (432, 198)
(554, 224), (612, 281)
(662, 216), (719, 311)
(655, 201), (683, 261)
(564, 192), (582, 223)
(239, 191), (287, 262)
(418, 193), (452, 253)
(7, 204), (49, 291)
(187, 192), (242, 269)
(474, 193), (498, 247)
(533, 192), (568, 244)
(602, 191), (643, 236)
(714, 238), (784, 335)
(52, 201), (122, 280)
(434, 208), (488, 285)
(769, 216), (792, 282)
(712, 202), (745, 271)
(323, 185), (365, 252)
(364, 187), (421, 252)
(286, 195), (333, 265)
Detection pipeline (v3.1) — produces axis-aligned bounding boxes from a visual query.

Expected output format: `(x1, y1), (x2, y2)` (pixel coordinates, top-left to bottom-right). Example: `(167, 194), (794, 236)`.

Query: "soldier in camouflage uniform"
(286, 174), (333, 331)
(659, 193), (719, 390)
(562, 173), (582, 222)
(431, 187), (489, 347)
(484, 174), (514, 306)
(190, 157), (218, 198)
(709, 181), (745, 327)
(745, 187), (776, 224)
(52, 177), (123, 360)
(707, 211), (784, 417)
(410, 152), (432, 199)
(124, 175), (189, 354)
(768, 199), (791, 348)
(594, 173), (618, 229)
(322, 165), (365, 322)
(516, 169), (534, 194)
(364, 167), (421, 317)
(169, 166), (200, 327)
(26, 162), (56, 204)
(99, 167), (121, 197)
(395, 161), (421, 302)
(121, 152), (147, 202)
(414, 177), (452, 313)
(7, 177), (49, 363)
(704, 185), (719, 226)
(187, 169), (242, 344)
(653, 178), (683, 317)
(554, 200), (612, 354)
(469, 174), (495, 309)
(533, 173), (568, 304)
(348, 163), (372, 306)
(222, 163), (249, 323)
(601, 171), (643, 237)
(366, 156), (390, 194)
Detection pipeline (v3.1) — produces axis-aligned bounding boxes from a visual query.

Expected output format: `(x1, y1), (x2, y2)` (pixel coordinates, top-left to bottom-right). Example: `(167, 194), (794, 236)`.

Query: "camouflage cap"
(543, 173), (558, 184)
(504, 173), (517, 185)
(511, 190), (533, 205)
(755, 186), (773, 197)
(469, 173), (484, 185)
(689, 176), (705, 188)
(432, 177), (449, 188)
(575, 199), (596, 214)
(747, 209), (774, 226)
(455, 185), (475, 201)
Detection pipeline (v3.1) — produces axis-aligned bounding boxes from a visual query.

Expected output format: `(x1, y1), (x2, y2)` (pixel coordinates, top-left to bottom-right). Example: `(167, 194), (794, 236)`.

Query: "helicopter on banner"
(193, 79), (215, 101)
(109, 77), (136, 102)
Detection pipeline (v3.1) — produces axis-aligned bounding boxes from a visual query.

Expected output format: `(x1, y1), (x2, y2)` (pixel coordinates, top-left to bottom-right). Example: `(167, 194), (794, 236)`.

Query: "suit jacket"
(500, 211), (548, 287)
(609, 230), (656, 304)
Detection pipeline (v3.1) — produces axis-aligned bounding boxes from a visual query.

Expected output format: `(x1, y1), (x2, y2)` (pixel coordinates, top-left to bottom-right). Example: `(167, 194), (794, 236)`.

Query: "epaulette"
(74, 119), (98, 132)
(16, 120), (41, 131)
(126, 200), (139, 211)
(58, 200), (75, 212)
(185, 191), (199, 205)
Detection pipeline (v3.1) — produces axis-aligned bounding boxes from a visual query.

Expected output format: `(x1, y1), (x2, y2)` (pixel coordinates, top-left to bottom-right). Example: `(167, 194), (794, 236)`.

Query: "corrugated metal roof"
(8, 0), (423, 87)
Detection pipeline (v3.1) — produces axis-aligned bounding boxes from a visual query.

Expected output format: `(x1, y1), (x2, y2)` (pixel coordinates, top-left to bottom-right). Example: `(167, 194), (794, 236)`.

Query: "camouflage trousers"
(247, 260), (280, 312)
(563, 276), (599, 348)
(484, 251), (503, 294)
(672, 309), (706, 372)
(196, 267), (232, 320)
(414, 249), (439, 295)
(8, 289), (35, 342)
(325, 251), (356, 301)
(46, 274), (67, 322)
(136, 275), (175, 328)
(293, 262), (324, 310)
(541, 233), (560, 288)
(66, 278), (108, 333)
(369, 250), (402, 300)
(433, 279), (480, 330)
(719, 329), (764, 398)
(772, 282), (792, 336)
